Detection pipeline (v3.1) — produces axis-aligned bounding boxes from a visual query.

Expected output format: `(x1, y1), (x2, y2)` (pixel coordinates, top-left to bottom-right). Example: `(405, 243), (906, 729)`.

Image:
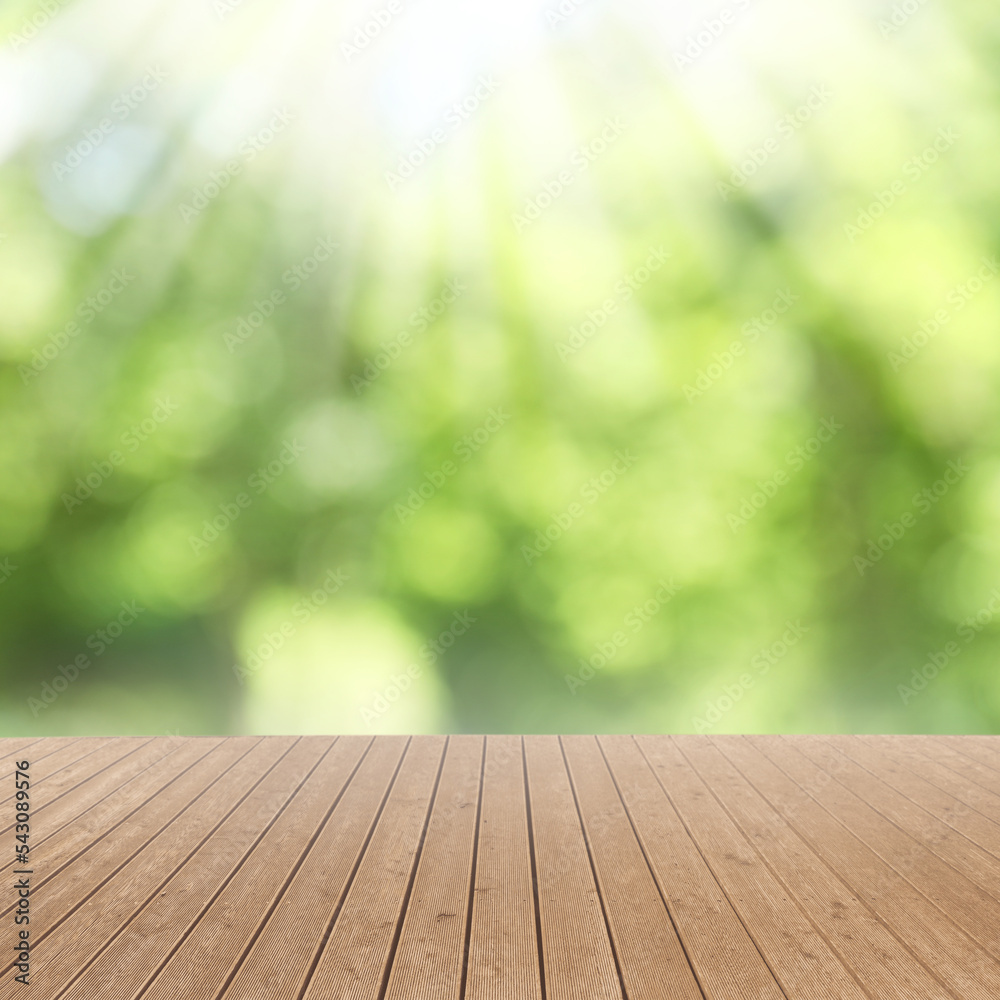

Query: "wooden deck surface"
(3, 735), (1000, 998)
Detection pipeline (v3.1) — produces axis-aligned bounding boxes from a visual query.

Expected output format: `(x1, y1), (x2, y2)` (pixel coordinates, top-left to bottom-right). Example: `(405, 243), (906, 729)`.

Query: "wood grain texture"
(3, 735), (1000, 999)
(562, 735), (703, 1000)
(140, 736), (373, 1000)
(300, 735), (447, 1000)
(751, 736), (1000, 962)
(682, 737), (950, 1000)
(523, 735), (622, 1000)
(0, 737), (154, 844)
(464, 735), (543, 1000)
(727, 736), (1000, 1000)
(219, 734), (410, 1000)
(599, 735), (785, 1000)
(384, 735), (483, 1000)
(636, 735), (868, 1000)
(51, 737), (309, 1000)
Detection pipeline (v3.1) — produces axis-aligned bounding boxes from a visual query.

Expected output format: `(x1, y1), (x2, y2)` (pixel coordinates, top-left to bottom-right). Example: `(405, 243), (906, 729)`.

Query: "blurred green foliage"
(1, 0), (999, 735)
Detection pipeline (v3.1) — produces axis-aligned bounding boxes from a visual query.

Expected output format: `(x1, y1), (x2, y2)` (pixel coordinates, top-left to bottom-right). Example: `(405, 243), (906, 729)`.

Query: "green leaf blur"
(1, 0), (999, 734)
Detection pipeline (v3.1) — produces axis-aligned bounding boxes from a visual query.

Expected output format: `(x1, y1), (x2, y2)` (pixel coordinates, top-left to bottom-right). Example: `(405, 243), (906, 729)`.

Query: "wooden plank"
(1, 734), (998, 998)
(0, 736), (49, 762)
(935, 735), (1000, 761)
(0, 738), (187, 882)
(678, 736), (950, 1000)
(211, 736), (411, 1000)
(524, 734), (622, 1000)
(298, 735), (447, 1000)
(0, 739), (95, 821)
(51, 737), (329, 1000)
(0, 737), (213, 900)
(599, 735), (785, 1000)
(0, 737), (79, 773)
(561, 735), (703, 1000)
(636, 735), (868, 1000)
(775, 736), (1000, 955)
(22, 737), (152, 814)
(0, 737), (153, 841)
(927, 735), (1000, 779)
(464, 735), (543, 1000)
(384, 735), (483, 1000)
(866, 735), (1000, 829)
(137, 736), (387, 1000)
(821, 736), (1000, 865)
(744, 735), (1000, 978)
(921, 736), (1000, 794)
(729, 737), (1000, 999)
(0, 737), (247, 963)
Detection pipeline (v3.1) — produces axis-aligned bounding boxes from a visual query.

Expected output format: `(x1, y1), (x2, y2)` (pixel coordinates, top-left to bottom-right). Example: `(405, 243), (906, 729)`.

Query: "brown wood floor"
(3, 735), (1000, 998)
